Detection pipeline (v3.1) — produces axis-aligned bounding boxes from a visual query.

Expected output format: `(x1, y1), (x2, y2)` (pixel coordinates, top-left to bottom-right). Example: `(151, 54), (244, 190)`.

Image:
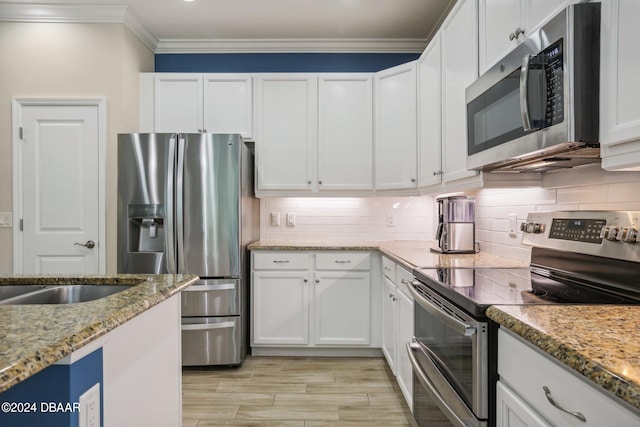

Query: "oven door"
(408, 281), (488, 427)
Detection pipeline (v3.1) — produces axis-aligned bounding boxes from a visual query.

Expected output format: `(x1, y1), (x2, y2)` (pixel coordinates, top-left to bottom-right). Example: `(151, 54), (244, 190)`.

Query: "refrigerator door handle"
(176, 136), (186, 274)
(165, 136), (177, 274)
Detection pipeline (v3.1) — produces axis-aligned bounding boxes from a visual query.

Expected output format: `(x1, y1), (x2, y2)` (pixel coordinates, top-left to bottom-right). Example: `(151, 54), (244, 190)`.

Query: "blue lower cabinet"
(0, 349), (103, 427)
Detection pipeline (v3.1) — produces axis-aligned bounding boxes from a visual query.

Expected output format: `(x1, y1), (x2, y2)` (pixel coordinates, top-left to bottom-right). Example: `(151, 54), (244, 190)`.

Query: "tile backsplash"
(259, 166), (640, 263)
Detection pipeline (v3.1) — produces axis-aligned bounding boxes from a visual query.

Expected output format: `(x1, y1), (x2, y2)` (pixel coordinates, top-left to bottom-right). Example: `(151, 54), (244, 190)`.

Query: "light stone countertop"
(248, 240), (529, 269)
(0, 274), (198, 393)
(487, 304), (640, 413)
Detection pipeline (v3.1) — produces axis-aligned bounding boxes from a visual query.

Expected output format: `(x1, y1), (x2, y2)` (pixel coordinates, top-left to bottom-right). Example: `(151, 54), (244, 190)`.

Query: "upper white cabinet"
(600, 0), (640, 171)
(318, 74), (373, 191)
(255, 74), (374, 195)
(479, 0), (569, 74)
(441, 0), (480, 184)
(417, 33), (443, 187)
(141, 73), (254, 137)
(255, 74), (318, 192)
(374, 62), (418, 190)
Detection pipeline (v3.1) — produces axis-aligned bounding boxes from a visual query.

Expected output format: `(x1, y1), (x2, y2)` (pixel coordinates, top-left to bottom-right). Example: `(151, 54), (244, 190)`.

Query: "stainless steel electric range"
(408, 211), (640, 427)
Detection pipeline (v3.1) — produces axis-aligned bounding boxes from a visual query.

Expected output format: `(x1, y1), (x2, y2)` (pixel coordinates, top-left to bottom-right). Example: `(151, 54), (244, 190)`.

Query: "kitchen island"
(0, 274), (198, 427)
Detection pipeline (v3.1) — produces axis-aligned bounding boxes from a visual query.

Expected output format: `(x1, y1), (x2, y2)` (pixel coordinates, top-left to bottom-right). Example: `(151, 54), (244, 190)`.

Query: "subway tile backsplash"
(259, 167), (640, 263)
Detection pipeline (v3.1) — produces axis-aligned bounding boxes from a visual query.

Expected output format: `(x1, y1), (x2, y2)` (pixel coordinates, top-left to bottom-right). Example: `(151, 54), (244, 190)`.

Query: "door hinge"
(19, 127), (23, 140)
(19, 219), (23, 231)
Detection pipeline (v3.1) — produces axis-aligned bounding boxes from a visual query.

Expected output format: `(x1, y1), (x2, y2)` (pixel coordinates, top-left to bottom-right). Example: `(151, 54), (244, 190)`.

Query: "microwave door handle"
(520, 54), (534, 131)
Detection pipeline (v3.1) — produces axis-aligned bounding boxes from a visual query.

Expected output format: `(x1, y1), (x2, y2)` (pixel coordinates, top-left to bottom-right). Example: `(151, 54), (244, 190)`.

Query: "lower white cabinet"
(497, 329), (640, 427)
(251, 251), (376, 349)
(381, 256), (414, 410)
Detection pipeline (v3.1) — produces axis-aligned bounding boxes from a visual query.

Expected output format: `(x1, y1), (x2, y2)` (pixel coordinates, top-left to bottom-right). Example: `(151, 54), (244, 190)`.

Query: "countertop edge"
(486, 305), (640, 413)
(0, 275), (198, 393)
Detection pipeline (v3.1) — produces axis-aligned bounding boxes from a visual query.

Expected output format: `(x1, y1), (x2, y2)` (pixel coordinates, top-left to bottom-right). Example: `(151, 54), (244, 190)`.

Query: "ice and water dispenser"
(123, 204), (166, 273)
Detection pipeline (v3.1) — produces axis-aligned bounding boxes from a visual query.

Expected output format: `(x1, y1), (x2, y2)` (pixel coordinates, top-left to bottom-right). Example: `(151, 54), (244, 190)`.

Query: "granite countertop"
(487, 304), (640, 412)
(0, 274), (198, 393)
(248, 240), (529, 269)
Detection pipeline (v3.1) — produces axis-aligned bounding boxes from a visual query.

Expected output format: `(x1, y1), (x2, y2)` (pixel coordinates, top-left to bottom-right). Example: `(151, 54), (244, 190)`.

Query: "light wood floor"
(182, 356), (416, 426)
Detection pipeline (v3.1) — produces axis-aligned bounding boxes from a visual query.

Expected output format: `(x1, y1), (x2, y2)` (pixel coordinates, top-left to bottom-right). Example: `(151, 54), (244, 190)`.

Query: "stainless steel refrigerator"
(117, 133), (258, 366)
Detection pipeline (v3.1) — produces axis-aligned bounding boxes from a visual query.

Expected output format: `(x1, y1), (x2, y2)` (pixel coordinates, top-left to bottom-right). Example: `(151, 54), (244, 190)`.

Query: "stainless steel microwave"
(466, 3), (600, 173)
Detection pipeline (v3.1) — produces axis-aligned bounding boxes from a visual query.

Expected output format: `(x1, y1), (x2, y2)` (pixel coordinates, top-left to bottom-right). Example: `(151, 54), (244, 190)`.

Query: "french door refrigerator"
(117, 133), (258, 366)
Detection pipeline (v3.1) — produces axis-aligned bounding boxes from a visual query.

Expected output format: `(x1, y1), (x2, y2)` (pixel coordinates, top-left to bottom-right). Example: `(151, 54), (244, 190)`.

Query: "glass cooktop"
(413, 267), (640, 318)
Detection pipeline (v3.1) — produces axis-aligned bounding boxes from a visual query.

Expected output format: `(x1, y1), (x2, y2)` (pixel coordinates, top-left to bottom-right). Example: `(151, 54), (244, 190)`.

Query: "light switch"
(508, 213), (517, 236)
(0, 212), (12, 227)
(286, 213), (296, 227)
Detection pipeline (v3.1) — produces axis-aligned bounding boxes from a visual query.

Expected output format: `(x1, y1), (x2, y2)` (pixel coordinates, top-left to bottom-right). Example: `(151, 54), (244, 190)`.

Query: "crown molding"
(0, 3), (158, 51)
(0, 3), (426, 54)
(155, 38), (427, 54)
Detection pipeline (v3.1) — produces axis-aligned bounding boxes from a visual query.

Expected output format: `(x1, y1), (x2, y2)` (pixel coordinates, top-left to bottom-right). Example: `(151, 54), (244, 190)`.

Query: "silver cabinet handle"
(543, 386), (586, 422)
(334, 260), (351, 264)
(74, 240), (95, 249)
(273, 260), (290, 264)
(303, 279), (308, 283)
(411, 178), (416, 182)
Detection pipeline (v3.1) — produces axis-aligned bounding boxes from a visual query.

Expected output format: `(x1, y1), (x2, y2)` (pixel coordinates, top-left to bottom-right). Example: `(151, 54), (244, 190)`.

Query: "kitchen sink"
(0, 285), (48, 301)
(0, 284), (132, 305)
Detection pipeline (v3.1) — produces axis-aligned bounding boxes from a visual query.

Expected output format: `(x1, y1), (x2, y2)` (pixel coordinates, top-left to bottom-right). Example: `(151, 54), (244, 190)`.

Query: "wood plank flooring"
(182, 356), (416, 426)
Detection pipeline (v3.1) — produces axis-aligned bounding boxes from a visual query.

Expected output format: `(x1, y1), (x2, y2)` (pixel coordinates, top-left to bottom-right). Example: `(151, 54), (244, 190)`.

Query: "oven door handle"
(407, 342), (486, 427)
(409, 282), (477, 336)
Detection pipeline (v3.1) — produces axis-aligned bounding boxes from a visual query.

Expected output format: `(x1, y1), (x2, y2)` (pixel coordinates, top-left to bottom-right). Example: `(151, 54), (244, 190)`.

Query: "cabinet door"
(496, 381), (552, 427)
(524, 0), (569, 36)
(381, 277), (398, 373)
(479, 0), (522, 73)
(314, 272), (371, 345)
(441, 0), (480, 183)
(396, 289), (414, 410)
(252, 271), (310, 345)
(418, 33), (443, 187)
(600, 0), (640, 170)
(374, 62), (418, 190)
(203, 74), (253, 138)
(256, 75), (317, 191)
(154, 74), (203, 133)
(318, 74), (373, 191)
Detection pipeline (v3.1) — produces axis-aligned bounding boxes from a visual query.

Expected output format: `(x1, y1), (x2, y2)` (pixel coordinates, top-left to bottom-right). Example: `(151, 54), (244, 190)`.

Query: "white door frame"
(12, 97), (107, 274)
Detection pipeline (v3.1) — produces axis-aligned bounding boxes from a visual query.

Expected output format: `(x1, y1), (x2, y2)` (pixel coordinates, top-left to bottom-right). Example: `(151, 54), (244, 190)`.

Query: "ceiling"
(0, 0), (456, 52)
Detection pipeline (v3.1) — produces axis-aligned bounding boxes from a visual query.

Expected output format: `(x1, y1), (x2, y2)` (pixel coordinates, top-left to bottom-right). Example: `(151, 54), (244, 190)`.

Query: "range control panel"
(549, 218), (605, 243)
(522, 211), (640, 263)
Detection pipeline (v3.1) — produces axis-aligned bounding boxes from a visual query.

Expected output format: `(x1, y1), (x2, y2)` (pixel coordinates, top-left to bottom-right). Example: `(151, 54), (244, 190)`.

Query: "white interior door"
(14, 99), (105, 274)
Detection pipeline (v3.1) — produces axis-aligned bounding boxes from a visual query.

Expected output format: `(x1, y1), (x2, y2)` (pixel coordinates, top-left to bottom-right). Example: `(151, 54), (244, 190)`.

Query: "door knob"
(74, 240), (95, 249)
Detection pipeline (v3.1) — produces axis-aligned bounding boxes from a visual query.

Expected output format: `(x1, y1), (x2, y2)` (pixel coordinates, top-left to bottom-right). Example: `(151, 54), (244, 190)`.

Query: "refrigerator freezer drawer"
(181, 279), (241, 317)
(181, 317), (243, 366)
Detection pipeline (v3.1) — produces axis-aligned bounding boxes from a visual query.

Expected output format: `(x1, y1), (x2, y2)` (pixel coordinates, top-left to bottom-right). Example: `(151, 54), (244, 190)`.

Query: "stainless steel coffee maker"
(431, 194), (477, 254)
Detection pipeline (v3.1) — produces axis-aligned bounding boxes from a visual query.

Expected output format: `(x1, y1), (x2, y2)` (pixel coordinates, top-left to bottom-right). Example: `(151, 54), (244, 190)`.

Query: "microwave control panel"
(543, 39), (564, 127)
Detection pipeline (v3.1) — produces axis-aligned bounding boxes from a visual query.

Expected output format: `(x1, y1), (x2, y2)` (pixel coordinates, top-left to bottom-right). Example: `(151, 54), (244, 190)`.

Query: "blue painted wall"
(0, 349), (103, 427)
(155, 53), (420, 73)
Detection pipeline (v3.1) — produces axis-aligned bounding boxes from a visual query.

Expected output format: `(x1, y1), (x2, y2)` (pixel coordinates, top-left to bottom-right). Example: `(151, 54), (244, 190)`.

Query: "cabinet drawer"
(498, 329), (640, 427)
(382, 256), (397, 281)
(316, 252), (371, 270)
(253, 252), (310, 270)
(396, 265), (414, 298)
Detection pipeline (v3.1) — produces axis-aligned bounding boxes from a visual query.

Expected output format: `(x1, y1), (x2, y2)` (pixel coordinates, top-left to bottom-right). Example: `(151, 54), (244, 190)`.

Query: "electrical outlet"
(387, 213), (396, 227)
(286, 212), (296, 227)
(270, 212), (280, 227)
(79, 383), (100, 427)
(508, 213), (518, 236)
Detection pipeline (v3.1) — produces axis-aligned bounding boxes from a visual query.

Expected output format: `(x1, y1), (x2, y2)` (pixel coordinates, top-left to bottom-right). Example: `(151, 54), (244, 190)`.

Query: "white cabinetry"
(374, 62), (418, 190)
(600, 0), (640, 171)
(141, 73), (254, 137)
(441, 0), (480, 184)
(255, 75), (317, 193)
(255, 74), (374, 195)
(381, 256), (414, 410)
(317, 74), (373, 191)
(479, 0), (569, 74)
(497, 329), (640, 427)
(417, 33), (443, 187)
(251, 251), (377, 353)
